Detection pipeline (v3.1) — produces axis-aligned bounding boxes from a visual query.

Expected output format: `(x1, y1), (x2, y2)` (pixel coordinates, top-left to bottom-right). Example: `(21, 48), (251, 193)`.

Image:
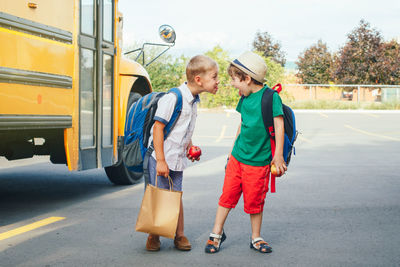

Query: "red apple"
(188, 146), (201, 159)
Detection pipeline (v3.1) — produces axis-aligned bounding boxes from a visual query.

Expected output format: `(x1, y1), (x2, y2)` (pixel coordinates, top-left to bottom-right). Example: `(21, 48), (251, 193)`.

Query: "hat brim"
(229, 60), (266, 83)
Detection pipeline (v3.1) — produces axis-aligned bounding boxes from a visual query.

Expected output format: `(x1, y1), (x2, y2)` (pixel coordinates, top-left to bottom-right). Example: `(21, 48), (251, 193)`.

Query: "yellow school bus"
(0, 0), (174, 184)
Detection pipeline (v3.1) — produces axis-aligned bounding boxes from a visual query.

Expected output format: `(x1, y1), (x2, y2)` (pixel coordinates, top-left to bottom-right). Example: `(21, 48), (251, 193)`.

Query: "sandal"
(250, 237), (272, 253)
(205, 230), (226, 253)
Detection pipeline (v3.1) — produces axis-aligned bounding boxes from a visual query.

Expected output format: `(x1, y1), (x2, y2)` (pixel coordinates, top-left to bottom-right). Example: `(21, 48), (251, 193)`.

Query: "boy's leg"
(214, 155), (242, 234)
(169, 169), (184, 237)
(250, 212), (263, 240)
(174, 199), (191, 251)
(250, 211), (272, 253)
(205, 205), (230, 253)
(146, 156), (161, 251)
(205, 156), (241, 253)
(241, 163), (269, 236)
(212, 205), (231, 235)
(167, 170), (190, 251)
(241, 163), (272, 253)
(175, 198), (184, 237)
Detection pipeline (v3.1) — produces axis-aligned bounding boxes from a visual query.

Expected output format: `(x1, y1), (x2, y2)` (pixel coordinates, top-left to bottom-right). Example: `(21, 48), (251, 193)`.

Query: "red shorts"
(219, 156), (270, 214)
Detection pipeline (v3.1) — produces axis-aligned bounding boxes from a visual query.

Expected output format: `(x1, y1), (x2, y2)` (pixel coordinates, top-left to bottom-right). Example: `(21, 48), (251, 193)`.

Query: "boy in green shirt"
(205, 51), (287, 254)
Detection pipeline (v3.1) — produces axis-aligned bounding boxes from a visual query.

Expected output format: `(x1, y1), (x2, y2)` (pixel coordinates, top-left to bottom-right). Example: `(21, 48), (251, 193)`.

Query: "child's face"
(230, 75), (252, 96)
(199, 66), (219, 94)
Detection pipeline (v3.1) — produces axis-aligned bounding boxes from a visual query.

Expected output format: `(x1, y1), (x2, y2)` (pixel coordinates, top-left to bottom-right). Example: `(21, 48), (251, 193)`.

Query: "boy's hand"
(187, 144), (201, 162)
(187, 151), (200, 162)
(271, 156), (287, 177)
(156, 159), (169, 178)
(187, 154), (200, 162)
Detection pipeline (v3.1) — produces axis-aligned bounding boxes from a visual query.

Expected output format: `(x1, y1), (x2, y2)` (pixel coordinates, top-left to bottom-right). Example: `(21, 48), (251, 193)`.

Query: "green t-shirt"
(231, 86), (284, 166)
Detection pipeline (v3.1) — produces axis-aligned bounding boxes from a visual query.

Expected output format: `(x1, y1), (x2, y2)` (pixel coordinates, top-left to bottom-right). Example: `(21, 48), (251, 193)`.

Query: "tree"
(146, 54), (188, 91)
(253, 31), (286, 66)
(376, 40), (400, 84)
(125, 44), (285, 107)
(125, 45), (188, 91)
(253, 51), (285, 87)
(202, 46), (286, 107)
(203, 45), (237, 107)
(296, 40), (333, 84)
(333, 20), (383, 84)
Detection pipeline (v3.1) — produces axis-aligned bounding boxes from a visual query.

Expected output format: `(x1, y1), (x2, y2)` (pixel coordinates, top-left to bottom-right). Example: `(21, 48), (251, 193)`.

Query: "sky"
(118, 0), (400, 62)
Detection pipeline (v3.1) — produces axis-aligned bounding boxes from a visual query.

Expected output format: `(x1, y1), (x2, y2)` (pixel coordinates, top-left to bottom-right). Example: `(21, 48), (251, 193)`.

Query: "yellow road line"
(344, 124), (400, 141)
(318, 112), (329, 118)
(298, 135), (311, 143)
(363, 113), (379, 118)
(0, 217), (65, 241)
(215, 125), (227, 143)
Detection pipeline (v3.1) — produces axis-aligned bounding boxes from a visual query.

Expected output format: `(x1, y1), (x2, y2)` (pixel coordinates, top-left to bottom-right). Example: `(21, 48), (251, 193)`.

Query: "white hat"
(230, 51), (267, 83)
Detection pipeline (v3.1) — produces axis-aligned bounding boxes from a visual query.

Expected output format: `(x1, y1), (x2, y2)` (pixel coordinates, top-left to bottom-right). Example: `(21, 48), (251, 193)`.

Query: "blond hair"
(186, 55), (217, 83)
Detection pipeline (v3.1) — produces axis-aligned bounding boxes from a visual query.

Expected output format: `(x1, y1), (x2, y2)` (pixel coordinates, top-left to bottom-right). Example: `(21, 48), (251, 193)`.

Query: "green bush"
(201, 47), (286, 108)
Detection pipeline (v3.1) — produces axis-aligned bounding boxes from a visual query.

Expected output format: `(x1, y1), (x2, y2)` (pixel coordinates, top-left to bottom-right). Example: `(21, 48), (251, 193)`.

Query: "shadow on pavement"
(0, 144), (229, 227)
(0, 162), (132, 226)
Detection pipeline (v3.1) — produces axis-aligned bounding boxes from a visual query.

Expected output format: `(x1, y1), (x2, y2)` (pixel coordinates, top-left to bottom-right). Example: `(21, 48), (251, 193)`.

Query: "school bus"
(0, 0), (175, 184)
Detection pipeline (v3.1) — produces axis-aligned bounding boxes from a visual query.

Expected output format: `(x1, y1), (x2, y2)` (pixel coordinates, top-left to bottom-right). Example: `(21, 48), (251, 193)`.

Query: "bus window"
(80, 48), (96, 148)
(103, 0), (113, 42)
(102, 54), (113, 146)
(0, 0), (176, 185)
(81, 0), (95, 36)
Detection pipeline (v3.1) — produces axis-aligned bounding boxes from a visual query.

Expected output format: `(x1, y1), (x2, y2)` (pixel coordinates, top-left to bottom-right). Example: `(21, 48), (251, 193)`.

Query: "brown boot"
(146, 234), (160, 251)
(174, 235), (191, 251)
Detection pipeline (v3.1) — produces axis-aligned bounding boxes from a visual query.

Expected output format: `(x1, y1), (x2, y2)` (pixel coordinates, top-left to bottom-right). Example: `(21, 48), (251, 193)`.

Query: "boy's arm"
(230, 122), (241, 155)
(153, 121), (169, 178)
(271, 116), (287, 176)
(225, 121), (241, 166)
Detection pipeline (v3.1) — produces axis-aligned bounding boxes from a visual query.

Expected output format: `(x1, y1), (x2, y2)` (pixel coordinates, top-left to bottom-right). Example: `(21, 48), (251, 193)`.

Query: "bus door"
(78, 0), (114, 170)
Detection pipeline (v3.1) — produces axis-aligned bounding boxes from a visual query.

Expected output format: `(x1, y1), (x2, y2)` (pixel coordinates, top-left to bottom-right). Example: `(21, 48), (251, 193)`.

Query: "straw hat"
(230, 51), (267, 83)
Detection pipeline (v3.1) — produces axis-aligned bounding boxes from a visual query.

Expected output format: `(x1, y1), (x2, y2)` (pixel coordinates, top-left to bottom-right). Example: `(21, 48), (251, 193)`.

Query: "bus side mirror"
(159, 25), (176, 44)
(124, 25), (176, 67)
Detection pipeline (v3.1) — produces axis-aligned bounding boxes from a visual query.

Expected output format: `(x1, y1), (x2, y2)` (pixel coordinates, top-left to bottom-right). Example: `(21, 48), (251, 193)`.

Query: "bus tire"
(105, 92), (143, 185)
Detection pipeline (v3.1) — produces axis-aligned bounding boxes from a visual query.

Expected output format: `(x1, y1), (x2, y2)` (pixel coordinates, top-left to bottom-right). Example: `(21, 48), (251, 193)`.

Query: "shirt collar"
(181, 82), (200, 104)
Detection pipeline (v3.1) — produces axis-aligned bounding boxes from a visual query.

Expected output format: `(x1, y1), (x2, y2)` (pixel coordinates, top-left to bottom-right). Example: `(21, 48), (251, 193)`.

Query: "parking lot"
(0, 110), (399, 266)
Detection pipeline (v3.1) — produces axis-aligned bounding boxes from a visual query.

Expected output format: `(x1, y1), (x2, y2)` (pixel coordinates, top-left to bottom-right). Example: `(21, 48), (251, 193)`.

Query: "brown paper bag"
(135, 176), (182, 239)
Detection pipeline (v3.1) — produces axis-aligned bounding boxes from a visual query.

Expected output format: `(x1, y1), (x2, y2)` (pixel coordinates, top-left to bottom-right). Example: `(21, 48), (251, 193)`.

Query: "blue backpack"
(261, 84), (298, 192)
(122, 88), (182, 175)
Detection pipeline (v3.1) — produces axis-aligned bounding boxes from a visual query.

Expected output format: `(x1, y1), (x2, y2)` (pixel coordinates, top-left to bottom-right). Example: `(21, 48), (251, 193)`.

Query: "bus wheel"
(105, 92), (143, 185)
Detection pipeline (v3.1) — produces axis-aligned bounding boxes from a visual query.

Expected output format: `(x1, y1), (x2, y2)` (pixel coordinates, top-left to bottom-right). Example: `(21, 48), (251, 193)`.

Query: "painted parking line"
(318, 112), (329, 118)
(215, 125), (227, 143)
(0, 217), (65, 241)
(297, 135), (312, 143)
(363, 113), (379, 118)
(344, 124), (400, 141)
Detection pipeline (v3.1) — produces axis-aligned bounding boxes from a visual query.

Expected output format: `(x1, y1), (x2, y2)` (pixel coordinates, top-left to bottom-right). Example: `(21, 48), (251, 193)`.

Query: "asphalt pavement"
(0, 110), (399, 266)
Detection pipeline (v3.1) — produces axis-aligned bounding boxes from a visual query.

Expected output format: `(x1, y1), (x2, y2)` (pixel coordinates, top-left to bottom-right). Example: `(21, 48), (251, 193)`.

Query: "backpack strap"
(164, 87), (183, 138)
(261, 87), (276, 140)
(261, 86), (278, 193)
(143, 146), (153, 188)
(272, 83), (282, 93)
